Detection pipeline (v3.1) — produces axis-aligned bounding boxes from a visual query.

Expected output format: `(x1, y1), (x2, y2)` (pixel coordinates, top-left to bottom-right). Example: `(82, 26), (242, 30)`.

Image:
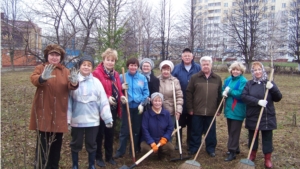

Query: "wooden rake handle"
(172, 81), (182, 154)
(247, 68), (274, 159)
(122, 67), (136, 162)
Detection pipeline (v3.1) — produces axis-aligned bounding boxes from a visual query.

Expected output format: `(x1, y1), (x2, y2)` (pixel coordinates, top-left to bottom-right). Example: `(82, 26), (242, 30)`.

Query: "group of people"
(29, 44), (282, 169)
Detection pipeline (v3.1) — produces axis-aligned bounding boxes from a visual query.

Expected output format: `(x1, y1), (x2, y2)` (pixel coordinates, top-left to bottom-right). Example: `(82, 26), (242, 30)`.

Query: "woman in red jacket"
(92, 48), (127, 167)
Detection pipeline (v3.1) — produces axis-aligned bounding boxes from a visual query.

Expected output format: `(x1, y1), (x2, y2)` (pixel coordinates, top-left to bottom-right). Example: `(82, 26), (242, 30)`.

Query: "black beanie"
(79, 55), (94, 68)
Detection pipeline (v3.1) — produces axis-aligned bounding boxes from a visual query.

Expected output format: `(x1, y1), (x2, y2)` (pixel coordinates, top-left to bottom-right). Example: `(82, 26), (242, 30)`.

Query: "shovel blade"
(119, 165), (130, 169)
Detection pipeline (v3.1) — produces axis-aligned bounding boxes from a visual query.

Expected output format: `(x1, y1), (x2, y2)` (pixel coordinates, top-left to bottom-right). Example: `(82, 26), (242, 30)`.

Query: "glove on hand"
(258, 100), (268, 107)
(41, 64), (56, 80)
(108, 96), (117, 106)
(150, 143), (158, 153)
(225, 86), (230, 92)
(266, 81), (273, 89)
(121, 96), (127, 104)
(105, 122), (113, 128)
(122, 83), (128, 90)
(138, 104), (144, 114)
(222, 91), (228, 98)
(68, 67), (78, 85)
(159, 137), (168, 146)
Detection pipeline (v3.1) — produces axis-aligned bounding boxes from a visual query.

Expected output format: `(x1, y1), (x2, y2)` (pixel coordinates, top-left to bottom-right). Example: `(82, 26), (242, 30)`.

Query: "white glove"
(122, 83), (128, 90)
(222, 91), (228, 98)
(266, 81), (273, 89)
(108, 96), (117, 106)
(68, 124), (71, 131)
(258, 100), (268, 107)
(225, 86), (230, 92)
(138, 104), (144, 114)
(121, 96), (127, 104)
(41, 64), (56, 80)
(106, 122), (113, 128)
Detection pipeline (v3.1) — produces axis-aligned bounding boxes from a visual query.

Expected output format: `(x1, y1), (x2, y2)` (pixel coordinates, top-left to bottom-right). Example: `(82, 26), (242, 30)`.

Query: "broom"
(119, 127), (181, 169)
(178, 97), (225, 169)
(122, 67), (135, 162)
(234, 69), (274, 169)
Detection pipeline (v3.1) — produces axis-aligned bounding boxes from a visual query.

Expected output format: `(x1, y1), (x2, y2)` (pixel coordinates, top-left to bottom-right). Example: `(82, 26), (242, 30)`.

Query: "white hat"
(159, 60), (174, 72)
(151, 92), (164, 101)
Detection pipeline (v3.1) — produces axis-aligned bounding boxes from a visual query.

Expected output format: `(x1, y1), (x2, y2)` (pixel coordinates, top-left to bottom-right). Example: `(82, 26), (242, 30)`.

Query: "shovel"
(119, 127), (181, 169)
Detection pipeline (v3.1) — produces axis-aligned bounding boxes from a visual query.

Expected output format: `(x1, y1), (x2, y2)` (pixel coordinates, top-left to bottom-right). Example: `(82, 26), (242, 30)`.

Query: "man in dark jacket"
(172, 48), (201, 150)
(186, 56), (222, 157)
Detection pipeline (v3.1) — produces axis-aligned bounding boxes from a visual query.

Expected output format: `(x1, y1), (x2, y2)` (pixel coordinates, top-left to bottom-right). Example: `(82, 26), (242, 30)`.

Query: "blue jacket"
(120, 71), (149, 108)
(141, 108), (174, 145)
(172, 60), (201, 112)
(222, 75), (247, 121)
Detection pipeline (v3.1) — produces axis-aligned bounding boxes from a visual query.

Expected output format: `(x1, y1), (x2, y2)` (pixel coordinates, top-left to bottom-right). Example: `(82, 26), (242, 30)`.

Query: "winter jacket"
(120, 71), (149, 108)
(172, 60), (201, 112)
(92, 62), (124, 117)
(67, 73), (113, 127)
(29, 63), (78, 133)
(147, 73), (160, 96)
(241, 80), (282, 130)
(186, 71), (222, 116)
(222, 75), (247, 121)
(158, 75), (183, 115)
(141, 108), (174, 145)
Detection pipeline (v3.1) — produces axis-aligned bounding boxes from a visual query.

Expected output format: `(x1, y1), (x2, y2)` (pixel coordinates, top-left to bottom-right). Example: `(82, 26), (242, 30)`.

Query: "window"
(224, 10), (228, 13)
(224, 3), (228, 7)
(262, 0), (268, 3)
(233, 2), (236, 6)
(282, 3), (286, 8)
(271, 0), (275, 2)
(199, 0), (202, 3)
(271, 6), (275, 10)
(264, 6), (268, 11)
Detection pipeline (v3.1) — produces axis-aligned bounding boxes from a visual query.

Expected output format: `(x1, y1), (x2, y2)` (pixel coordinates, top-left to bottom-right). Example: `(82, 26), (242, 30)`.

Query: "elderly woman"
(140, 58), (160, 110)
(92, 48), (127, 167)
(241, 61), (282, 169)
(141, 92), (174, 158)
(29, 44), (78, 169)
(221, 61), (247, 161)
(68, 56), (113, 169)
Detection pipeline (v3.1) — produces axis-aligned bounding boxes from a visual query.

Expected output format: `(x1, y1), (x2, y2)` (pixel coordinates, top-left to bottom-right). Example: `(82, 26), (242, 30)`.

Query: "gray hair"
(151, 92), (164, 102)
(228, 61), (246, 74)
(199, 56), (213, 64)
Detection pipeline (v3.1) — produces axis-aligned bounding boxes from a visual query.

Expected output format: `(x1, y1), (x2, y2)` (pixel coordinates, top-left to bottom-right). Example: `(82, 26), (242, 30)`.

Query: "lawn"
(1, 68), (300, 169)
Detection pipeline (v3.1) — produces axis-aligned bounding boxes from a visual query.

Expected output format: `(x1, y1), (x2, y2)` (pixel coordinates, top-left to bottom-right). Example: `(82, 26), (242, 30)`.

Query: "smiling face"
(231, 67), (242, 77)
(48, 52), (61, 64)
(142, 62), (152, 73)
(252, 65), (263, 79)
(80, 61), (93, 76)
(152, 96), (162, 110)
(161, 65), (171, 78)
(128, 63), (138, 74)
(103, 56), (116, 71)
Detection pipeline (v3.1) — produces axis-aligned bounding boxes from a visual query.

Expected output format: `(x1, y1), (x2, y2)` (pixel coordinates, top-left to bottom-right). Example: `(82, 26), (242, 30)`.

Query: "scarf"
(141, 71), (151, 81)
(103, 65), (119, 110)
(251, 65), (268, 84)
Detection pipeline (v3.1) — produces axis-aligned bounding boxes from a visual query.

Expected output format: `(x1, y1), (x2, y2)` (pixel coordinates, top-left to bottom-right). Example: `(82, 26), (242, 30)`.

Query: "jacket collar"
(149, 107), (168, 116)
(180, 59), (196, 68)
(197, 71), (216, 78)
(78, 72), (93, 82)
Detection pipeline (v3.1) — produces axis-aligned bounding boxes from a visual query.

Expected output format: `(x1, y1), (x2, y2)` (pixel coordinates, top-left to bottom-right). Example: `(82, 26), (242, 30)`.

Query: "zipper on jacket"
(264, 82), (268, 129)
(205, 79), (208, 115)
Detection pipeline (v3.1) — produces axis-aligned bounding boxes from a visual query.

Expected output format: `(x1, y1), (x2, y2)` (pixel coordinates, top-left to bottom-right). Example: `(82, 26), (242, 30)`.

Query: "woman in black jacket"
(241, 61), (282, 169)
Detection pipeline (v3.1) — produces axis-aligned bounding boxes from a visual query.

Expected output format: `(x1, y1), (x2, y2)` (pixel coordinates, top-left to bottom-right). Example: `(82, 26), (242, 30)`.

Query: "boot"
(227, 146), (240, 155)
(88, 152), (96, 169)
(224, 151), (236, 161)
(264, 153), (273, 168)
(249, 150), (257, 161)
(71, 151), (78, 169)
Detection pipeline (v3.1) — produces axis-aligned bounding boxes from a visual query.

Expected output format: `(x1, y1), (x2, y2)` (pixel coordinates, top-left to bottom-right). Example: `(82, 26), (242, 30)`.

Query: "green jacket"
(186, 71), (222, 116)
(222, 75), (247, 121)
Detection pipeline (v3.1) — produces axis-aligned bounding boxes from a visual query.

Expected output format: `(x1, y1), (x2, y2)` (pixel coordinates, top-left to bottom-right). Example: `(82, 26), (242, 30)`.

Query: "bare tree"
(288, 0), (300, 70)
(222, 0), (267, 70)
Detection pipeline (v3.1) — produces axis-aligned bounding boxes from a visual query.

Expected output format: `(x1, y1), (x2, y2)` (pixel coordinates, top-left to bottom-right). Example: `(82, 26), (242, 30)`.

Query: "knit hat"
(79, 55), (94, 68)
(159, 60), (174, 72)
(140, 58), (154, 69)
(151, 92), (164, 102)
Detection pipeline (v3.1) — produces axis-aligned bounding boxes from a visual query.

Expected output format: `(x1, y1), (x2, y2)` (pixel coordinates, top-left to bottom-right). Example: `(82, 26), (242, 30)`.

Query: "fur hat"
(151, 92), (164, 102)
(79, 55), (94, 68)
(159, 60), (174, 72)
(140, 58), (154, 69)
(44, 44), (65, 63)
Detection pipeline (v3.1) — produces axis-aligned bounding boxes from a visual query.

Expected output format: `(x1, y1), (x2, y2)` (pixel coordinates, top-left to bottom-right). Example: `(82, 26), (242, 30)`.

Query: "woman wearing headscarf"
(221, 61), (247, 161)
(29, 44), (79, 169)
(241, 61), (282, 169)
(92, 48), (127, 167)
(139, 58), (160, 110)
(140, 92), (174, 158)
